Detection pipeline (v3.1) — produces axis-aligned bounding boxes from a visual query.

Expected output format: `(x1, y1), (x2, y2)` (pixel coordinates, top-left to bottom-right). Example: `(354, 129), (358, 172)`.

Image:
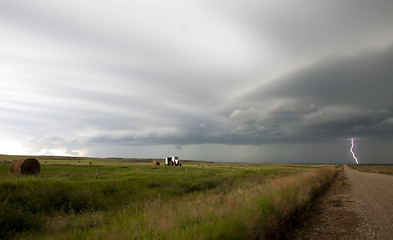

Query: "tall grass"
(54, 167), (337, 240)
(141, 167), (338, 239)
(0, 160), (337, 239)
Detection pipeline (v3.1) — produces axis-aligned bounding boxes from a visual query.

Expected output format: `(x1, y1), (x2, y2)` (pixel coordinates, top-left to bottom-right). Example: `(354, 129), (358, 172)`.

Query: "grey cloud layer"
(1, 0), (393, 161)
(74, 41), (393, 146)
(225, 47), (393, 143)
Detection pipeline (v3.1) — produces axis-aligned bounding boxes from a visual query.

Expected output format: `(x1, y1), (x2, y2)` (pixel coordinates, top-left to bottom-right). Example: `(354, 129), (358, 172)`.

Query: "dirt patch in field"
(285, 169), (360, 240)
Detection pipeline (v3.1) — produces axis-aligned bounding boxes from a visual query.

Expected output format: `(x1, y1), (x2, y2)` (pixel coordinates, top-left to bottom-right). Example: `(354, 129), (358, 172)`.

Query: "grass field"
(1, 155), (338, 239)
(348, 164), (393, 175)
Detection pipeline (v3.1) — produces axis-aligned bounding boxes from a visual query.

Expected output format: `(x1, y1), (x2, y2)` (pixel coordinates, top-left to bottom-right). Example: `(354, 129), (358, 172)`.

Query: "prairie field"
(348, 164), (393, 175)
(0, 155), (338, 239)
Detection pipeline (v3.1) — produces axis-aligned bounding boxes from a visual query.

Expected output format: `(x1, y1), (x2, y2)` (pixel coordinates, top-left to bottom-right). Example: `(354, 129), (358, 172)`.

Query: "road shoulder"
(285, 168), (360, 240)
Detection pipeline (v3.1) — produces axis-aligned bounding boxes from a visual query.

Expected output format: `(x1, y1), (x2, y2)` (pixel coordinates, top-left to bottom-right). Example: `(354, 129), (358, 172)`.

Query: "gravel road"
(287, 165), (393, 240)
(345, 165), (393, 239)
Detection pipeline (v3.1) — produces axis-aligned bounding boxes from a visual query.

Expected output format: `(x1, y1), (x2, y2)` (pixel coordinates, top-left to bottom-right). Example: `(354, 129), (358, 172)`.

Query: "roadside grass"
(91, 167), (338, 240)
(0, 157), (337, 239)
(349, 164), (393, 175)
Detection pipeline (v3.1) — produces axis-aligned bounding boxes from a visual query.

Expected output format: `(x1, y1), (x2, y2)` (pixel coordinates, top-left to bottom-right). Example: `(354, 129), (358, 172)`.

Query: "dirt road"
(346, 165), (393, 239)
(287, 165), (393, 239)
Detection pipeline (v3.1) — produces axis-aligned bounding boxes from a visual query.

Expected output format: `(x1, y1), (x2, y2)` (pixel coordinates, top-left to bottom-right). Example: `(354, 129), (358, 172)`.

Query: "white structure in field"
(165, 156), (181, 166)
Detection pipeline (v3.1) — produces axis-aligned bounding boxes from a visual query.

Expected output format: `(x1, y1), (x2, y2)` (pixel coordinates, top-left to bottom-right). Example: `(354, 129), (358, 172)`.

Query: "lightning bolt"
(350, 138), (359, 164)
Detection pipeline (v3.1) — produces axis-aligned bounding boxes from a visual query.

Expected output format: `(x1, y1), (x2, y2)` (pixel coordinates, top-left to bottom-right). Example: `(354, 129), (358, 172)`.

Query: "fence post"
(95, 170), (98, 180)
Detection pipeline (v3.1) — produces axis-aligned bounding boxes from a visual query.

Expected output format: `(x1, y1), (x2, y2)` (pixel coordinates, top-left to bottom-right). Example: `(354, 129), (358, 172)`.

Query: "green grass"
(0, 156), (337, 239)
(348, 164), (393, 175)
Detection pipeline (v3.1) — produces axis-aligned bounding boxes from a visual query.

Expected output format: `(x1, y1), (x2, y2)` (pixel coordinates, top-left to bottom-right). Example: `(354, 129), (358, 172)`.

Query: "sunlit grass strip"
(95, 167), (338, 240)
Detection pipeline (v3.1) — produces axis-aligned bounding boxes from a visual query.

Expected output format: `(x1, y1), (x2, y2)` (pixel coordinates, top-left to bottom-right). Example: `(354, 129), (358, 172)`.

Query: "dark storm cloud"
(246, 47), (393, 107)
(226, 46), (393, 143)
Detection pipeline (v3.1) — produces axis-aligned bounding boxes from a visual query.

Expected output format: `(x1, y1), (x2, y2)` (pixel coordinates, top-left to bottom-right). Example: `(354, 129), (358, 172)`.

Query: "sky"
(1, 0), (393, 163)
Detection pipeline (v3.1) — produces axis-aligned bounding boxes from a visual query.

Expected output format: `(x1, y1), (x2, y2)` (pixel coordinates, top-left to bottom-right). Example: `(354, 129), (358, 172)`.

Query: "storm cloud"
(226, 46), (393, 143)
(1, 0), (393, 163)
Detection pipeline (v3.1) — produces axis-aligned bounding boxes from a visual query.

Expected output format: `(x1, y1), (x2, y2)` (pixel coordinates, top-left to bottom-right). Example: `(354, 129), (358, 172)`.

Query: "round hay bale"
(10, 158), (40, 175)
(152, 161), (160, 166)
